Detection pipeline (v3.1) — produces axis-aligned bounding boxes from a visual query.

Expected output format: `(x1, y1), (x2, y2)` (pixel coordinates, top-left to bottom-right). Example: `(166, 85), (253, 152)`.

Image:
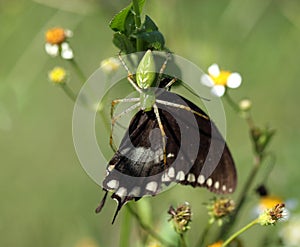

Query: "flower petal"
(64, 29), (73, 38)
(45, 43), (59, 57)
(200, 74), (214, 87)
(227, 73), (242, 88)
(211, 85), (225, 97)
(208, 63), (220, 77)
(61, 42), (74, 59)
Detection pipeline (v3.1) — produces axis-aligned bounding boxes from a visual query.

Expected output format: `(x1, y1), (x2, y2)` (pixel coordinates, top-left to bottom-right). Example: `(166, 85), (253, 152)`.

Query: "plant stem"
(132, 0), (143, 51)
(221, 219), (258, 247)
(217, 150), (263, 240)
(217, 93), (265, 239)
(60, 83), (77, 102)
(195, 222), (212, 247)
(126, 204), (175, 247)
(69, 59), (86, 84)
(119, 206), (131, 247)
(224, 92), (240, 113)
(179, 233), (188, 247)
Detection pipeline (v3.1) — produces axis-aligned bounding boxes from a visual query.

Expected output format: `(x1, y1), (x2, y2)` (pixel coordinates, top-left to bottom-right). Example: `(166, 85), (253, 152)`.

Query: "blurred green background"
(1, 0), (300, 246)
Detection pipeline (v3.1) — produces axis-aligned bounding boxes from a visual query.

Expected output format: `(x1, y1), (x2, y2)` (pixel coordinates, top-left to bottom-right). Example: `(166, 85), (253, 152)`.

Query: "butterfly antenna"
(95, 190), (108, 213)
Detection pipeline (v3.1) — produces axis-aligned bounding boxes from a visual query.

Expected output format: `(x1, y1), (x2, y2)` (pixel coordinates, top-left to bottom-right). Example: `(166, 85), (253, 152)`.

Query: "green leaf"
(109, 0), (146, 33)
(124, 11), (135, 36)
(112, 33), (135, 53)
(136, 30), (165, 50)
(134, 0), (146, 14)
(109, 3), (132, 32)
(142, 15), (159, 32)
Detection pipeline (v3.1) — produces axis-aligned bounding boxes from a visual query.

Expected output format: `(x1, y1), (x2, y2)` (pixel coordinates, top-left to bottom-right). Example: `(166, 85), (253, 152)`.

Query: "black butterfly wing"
(97, 90), (237, 223)
(169, 95), (237, 194)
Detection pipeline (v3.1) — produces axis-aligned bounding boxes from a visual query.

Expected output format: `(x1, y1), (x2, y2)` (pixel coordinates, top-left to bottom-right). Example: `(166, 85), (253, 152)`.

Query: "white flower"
(45, 43), (59, 57)
(201, 63), (242, 97)
(44, 27), (74, 60)
(280, 214), (300, 246)
(61, 42), (74, 60)
(100, 57), (120, 74)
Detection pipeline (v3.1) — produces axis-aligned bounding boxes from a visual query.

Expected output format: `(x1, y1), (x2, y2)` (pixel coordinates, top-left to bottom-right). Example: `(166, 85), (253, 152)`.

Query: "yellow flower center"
(210, 70), (231, 86)
(259, 196), (284, 210)
(45, 28), (66, 44)
(49, 67), (67, 84)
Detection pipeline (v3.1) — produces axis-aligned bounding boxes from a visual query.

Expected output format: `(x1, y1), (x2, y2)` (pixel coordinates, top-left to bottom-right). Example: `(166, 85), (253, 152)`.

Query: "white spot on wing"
(116, 187), (127, 198)
(162, 173), (171, 182)
(107, 179), (119, 190)
(146, 181), (158, 192)
(129, 187), (141, 197)
(167, 167), (175, 178)
(206, 178), (213, 187)
(214, 181), (220, 190)
(176, 171), (185, 181)
(198, 175), (205, 184)
(187, 173), (196, 182)
(229, 188), (233, 193)
(222, 185), (227, 192)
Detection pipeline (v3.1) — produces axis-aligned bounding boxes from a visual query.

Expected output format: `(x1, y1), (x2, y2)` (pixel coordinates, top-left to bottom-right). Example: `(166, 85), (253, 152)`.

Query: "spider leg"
(118, 53), (143, 93)
(110, 98), (140, 152)
(153, 103), (167, 166)
(163, 77), (177, 89)
(155, 99), (209, 120)
(156, 52), (172, 86)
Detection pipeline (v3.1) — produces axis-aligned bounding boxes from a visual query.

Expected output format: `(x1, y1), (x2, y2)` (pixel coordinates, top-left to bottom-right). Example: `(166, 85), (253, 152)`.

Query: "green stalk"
(221, 219), (258, 247)
(179, 233), (188, 247)
(69, 59), (87, 84)
(195, 222), (212, 247)
(224, 92), (240, 113)
(119, 206), (131, 247)
(217, 93), (264, 239)
(217, 154), (262, 238)
(126, 204), (175, 247)
(60, 83), (77, 102)
(132, 0), (143, 51)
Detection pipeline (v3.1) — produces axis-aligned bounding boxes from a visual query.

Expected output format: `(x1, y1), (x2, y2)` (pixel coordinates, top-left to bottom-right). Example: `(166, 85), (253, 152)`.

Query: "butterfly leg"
(110, 98), (140, 151)
(153, 104), (167, 166)
(155, 99), (209, 120)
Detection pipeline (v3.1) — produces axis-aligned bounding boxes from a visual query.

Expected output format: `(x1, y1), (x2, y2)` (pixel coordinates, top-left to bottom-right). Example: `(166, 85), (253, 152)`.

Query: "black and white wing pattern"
(96, 90), (237, 223)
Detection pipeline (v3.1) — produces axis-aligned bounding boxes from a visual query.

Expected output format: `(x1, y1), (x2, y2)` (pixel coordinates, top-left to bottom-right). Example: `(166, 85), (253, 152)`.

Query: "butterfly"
(96, 51), (237, 223)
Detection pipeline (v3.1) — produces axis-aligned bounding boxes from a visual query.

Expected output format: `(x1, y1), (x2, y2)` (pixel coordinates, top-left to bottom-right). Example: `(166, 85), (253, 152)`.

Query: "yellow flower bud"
(48, 67), (67, 84)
